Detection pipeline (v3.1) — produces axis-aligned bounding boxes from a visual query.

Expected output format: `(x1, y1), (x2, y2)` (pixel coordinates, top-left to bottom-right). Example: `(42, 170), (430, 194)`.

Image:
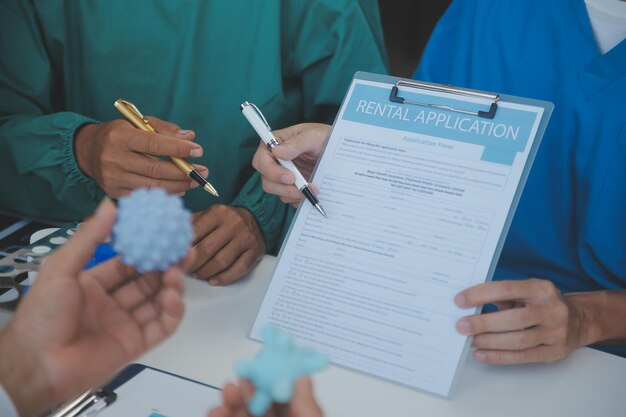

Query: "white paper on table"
(251, 74), (550, 398)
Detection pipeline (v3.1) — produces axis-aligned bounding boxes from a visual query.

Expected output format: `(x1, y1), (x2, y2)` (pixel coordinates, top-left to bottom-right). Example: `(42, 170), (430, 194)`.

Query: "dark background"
(378, 0), (452, 77)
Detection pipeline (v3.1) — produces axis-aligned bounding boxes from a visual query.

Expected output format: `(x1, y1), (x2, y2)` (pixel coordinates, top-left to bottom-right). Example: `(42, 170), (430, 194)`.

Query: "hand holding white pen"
(241, 102), (327, 217)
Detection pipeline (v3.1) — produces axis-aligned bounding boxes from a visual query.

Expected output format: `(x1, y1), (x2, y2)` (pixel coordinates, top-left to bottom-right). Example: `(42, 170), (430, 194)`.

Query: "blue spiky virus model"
(236, 325), (327, 416)
(111, 188), (193, 273)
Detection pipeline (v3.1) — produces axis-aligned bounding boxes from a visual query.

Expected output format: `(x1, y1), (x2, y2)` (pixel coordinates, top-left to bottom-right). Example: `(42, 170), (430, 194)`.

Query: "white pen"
(241, 101), (327, 217)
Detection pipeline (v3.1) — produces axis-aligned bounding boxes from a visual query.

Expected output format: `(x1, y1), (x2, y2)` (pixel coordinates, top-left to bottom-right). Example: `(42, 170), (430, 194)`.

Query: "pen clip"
(115, 99), (151, 126)
(241, 101), (280, 148)
(246, 102), (272, 131)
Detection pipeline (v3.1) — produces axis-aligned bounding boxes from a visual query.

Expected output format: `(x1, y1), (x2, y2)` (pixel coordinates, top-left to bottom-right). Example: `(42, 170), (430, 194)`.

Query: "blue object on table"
(112, 188), (193, 273)
(235, 325), (327, 416)
(84, 243), (117, 270)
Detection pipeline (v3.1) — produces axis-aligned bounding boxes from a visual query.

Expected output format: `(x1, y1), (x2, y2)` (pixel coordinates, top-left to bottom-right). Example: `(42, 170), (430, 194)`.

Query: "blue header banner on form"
(342, 84), (539, 165)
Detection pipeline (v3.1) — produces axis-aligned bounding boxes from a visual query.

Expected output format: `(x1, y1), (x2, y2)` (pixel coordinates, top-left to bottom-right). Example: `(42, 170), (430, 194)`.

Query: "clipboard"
(47, 364), (221, 417)
(389, 78), (499, 119)
(350, 71), (553, 301)
(251, 71), (554, 398)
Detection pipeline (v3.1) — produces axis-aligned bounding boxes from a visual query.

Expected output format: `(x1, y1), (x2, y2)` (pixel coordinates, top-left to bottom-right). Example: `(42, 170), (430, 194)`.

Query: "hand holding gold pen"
(74, 100), (218, 198)
(114, 99), (218, 196)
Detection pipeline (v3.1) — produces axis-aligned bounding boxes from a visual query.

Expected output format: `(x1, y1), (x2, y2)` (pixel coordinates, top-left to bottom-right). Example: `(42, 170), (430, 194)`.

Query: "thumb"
(271, 134), (320, 162)
(271, 123), (328, 161)
(289, 378), (323, 417)
(238, 379), (256, 403)
(146, 116), (195, 140)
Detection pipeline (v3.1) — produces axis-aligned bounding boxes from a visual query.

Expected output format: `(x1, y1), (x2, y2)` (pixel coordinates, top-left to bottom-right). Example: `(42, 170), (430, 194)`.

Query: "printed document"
(252, 76), (547, 397)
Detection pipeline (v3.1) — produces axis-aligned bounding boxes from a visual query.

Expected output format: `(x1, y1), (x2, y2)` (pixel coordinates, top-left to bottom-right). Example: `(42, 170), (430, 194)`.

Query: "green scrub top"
(0, 0), (387, 253)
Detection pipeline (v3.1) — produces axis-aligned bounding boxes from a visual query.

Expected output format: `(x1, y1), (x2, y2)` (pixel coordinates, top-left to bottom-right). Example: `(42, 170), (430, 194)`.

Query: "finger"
(455, 279), (554, 308)
(141, 280), (185, 347)
(131, 296), (160, 326)
(238, 379), (256, 404)
(261, 178), (304, 204)
(456, 305), (543, 335)
(206, 249), (260, 286)
(473, 344), (566, 365)
(210, 383), (256, 417)
(122, 171), (198, 194)
(288, 378), (323, 417)
(126, 130), (203, 158)
(192, 211), (222, 244)
(131, 267), (184, 324)
(194, 240), (241, 281)
(207, 407), (229, 417)
(45, 199), (116, 276)
(307, 183), (320, 195)
(209, 384), (249, 417)
(145, 116), (196, 141)
(95, 257), (186, 297)
(110, 272), (163, 312)
(221, 383), (244, 408)
(252, 143), (294, 185)
(494, 301), (518, 310)
(177, 248), (196, 272)
(271, 123), (329, 161)
(161, 269), (185, 296)
(123, 153), (209, 181)
(272, 137), (321, 161)
(161, 266), (185, 297)
(83, 256), (136, 292)
(471, 327), (545, 350)
(191, 227), (232, 273)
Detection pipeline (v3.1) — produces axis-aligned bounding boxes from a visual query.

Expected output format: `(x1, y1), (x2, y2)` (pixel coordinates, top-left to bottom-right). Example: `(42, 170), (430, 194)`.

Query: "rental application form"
(252, 75), (550, 397)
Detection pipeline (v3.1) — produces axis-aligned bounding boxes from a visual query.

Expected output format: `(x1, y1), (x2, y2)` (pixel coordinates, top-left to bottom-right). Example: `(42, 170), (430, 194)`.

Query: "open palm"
(3, 200), (191, 416)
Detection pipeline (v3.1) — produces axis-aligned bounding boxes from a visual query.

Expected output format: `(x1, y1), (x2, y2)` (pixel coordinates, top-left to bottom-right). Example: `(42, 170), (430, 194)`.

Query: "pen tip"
(203, 183), (219, 197)
(316, 204), (327, 218)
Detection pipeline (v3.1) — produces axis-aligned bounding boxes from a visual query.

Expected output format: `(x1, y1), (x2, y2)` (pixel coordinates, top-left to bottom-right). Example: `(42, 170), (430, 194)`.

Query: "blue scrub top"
(415, 0), (626, 354)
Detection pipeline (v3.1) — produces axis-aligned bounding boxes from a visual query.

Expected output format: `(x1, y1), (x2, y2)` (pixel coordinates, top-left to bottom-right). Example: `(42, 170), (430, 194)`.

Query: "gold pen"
(114, 99), (219, 197)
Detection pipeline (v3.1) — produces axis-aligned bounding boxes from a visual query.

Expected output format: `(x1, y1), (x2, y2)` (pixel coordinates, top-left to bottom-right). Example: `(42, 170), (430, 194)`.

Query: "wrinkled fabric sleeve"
(231, 175), (296, 255)
(231, 0), (388, 254)
(0, 0), (103, 220)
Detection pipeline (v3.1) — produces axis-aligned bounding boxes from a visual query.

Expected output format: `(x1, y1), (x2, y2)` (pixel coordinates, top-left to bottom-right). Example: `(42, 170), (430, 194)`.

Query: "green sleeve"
(231, 172), (296, 255)
(232, 0), (388, 254)
(0, 0), (103, 220)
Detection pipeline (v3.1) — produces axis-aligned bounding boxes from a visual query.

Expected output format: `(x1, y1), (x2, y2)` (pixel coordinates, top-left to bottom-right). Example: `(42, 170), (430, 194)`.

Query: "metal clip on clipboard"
(47, 389), (116, 417)
(389, 79), (499, 119)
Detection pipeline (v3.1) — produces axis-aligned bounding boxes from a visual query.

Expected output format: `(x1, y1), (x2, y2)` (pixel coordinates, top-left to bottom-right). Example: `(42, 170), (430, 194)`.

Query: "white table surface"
(138, 255), (626, 417)
(1, 255), (624, 417)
